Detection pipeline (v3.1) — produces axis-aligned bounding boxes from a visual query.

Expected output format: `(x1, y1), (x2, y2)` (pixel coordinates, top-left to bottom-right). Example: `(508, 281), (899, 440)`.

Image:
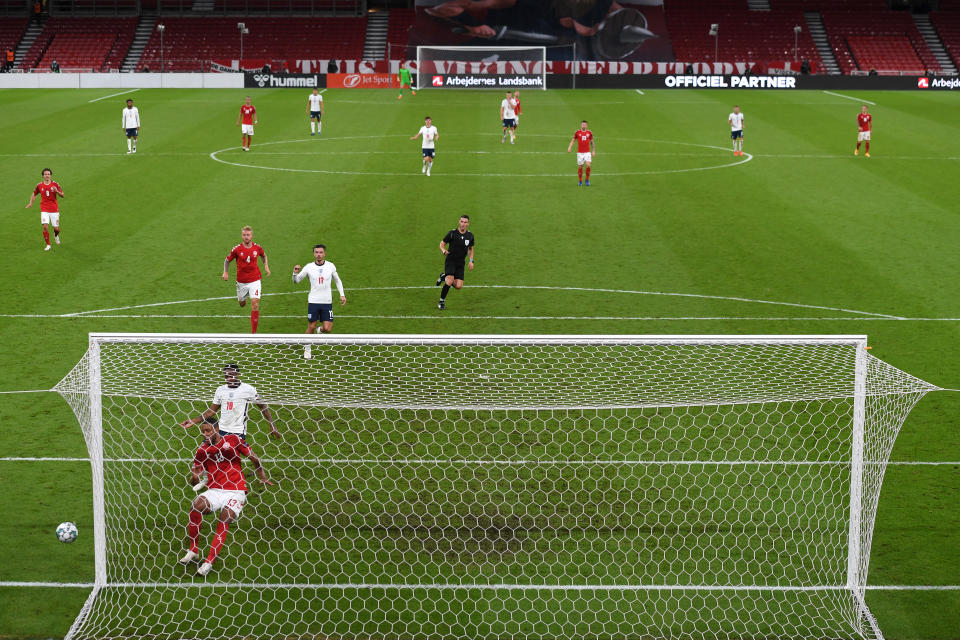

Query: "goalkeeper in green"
(398, 67), (416, 99)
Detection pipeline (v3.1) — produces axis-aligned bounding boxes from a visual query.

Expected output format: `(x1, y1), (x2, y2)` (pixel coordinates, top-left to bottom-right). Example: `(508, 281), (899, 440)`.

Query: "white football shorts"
(576, 152), (593, 166)
(201, 488), (246, 517)
(857, 131), (871, 141)
(237, 280), (262, 302)
(241, 124), (255, 135)
(41, 211), (60, 226)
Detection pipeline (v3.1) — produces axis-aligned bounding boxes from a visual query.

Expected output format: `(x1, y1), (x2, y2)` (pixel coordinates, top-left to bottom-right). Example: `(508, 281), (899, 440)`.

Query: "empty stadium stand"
(386, 7), (413, 59)
(665, 0), (823, 68)
(20, 16), (135, 71)
(0, 16), (28, 63)
(136, 16), (365, 71)
(931, 2), (960, 70)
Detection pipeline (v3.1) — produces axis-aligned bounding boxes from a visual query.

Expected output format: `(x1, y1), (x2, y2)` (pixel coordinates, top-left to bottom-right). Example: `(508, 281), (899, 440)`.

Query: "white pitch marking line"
(635, 89), (645, 95)
(0, 581), (956, 591)
(88, 88), (140, 103)
(208, 137), (753, 177)
(49, 285), (902, 320)
(9, 314), (960, 322)
(822, 90), (875, 106)
(1, 457), (957, 466)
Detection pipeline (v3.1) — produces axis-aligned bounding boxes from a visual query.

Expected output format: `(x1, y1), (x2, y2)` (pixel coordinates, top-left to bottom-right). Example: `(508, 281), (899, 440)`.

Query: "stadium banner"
(429, 74), (545, 89)
(327, 73), (394, 89)
(243, 73), (325, 89)
(544, 74), (954, 90)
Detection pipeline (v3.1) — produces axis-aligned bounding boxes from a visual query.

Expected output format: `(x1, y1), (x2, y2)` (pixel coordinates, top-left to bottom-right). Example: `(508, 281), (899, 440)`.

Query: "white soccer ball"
(56, 521), (79, 544)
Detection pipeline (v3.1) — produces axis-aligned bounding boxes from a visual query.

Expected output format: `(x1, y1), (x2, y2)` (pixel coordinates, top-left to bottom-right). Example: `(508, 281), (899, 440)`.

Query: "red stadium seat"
(136, 16), (367, 71)
(21, 17), (136, 71)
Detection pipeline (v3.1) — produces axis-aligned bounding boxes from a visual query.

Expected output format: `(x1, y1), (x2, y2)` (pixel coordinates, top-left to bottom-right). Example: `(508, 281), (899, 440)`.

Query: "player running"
(223, 226), (271, 333)
(411, 116), (439, 176)
(435, 215), (475, 311)
(728, 105), (744, 156)
(25, 167), (64, 251)
(179, 363), (281, 441)
(237, 96), (258, 151)
(855, 104), (872, 157)
(398, 66), (416, 99)
(292, 244), (346, 359)
(567, 120), (595, 186)
(307, 89), (324, 136)
(121, 98), (140, 154)
(500, 91), (517, 144)
(179, 418), (274, 576)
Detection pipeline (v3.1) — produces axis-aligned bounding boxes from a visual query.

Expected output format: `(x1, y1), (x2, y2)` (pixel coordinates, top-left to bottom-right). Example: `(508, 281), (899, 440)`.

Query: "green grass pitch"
(0, 86), (958, 638)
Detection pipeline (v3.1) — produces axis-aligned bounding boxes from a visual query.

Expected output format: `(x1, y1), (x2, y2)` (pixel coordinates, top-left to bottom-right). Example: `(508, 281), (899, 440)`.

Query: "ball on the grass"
(56, 521), (78, 544)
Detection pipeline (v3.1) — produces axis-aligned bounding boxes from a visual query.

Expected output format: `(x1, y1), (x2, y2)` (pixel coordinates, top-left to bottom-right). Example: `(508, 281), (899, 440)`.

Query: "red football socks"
(251, 310), (259, 333)
(585, 167), (591, 180)
(207, 520), (230, 563)
(865, 142), (870, 153)
(42, 229), (50, 245)
(187, 509), (203, 553)
(578, 167), (583, 181)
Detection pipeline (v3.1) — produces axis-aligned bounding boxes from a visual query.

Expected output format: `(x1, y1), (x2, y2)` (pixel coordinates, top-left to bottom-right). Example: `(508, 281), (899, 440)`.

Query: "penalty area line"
(88, 88), (140, 103)
(822, 90), (875, 106)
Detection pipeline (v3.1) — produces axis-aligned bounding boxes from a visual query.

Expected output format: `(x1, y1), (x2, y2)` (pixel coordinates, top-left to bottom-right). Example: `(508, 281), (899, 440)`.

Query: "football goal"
(55, 334), (938, 640)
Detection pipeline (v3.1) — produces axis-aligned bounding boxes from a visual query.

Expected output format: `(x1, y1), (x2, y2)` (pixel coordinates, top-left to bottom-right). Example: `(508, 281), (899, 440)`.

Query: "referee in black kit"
(435, 215), (475, 310)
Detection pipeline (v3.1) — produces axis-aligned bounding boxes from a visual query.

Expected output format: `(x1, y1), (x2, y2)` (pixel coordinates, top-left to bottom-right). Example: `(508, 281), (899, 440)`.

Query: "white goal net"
(55, 334), (937, 640)
(416, 46), (547, 90)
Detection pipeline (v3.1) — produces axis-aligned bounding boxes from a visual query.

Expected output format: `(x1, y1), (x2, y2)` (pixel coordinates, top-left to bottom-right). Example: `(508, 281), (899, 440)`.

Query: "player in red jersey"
(236, 96), (258, 151)
(513, 89), (522, 133)
(25, 168), (65, 251)
(224, 225), (271, 333)
(179, 419), (273, 576)
(855, 104), (872, 157)
(567, 120), (596, 186)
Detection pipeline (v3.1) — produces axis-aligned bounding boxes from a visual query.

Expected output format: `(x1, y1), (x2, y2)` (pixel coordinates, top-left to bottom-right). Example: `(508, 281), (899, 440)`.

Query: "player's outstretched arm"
(246, 450), (275, 486)
(261, 253), (271, 277)
(26, 193), (36, 208)
(222, 257), (232, 281)
(440, 240), (449, 255)
(256, 402), (281, 439)
(567, 138), (574, 152)
(292, 264), (307, 283)
(180, 405), (219, 429)
(410, 131), (422, 141)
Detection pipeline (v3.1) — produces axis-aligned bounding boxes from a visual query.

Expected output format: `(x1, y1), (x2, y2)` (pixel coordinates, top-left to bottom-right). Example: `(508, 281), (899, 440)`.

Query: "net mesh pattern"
(55, 335), (936, 640)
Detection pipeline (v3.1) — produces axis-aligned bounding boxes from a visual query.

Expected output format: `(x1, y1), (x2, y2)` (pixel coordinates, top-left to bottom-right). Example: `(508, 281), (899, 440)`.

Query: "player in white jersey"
(293, 243), (346, 357)
(121, 98), (140, 154)
(500, 91), (517, 144)
(728, 105), (745, 156)
(179, 363), (281, 441)
(410, 116), (439, 176)
(306, 89), (324, 136)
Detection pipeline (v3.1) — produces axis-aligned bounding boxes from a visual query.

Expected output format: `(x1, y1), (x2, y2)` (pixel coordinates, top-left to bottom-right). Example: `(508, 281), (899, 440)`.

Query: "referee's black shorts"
(444, 257), (465, 281)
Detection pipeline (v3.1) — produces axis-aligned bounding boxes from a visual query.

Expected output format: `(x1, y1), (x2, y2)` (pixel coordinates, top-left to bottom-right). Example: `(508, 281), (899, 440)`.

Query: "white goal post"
(416, 46), (547, 90)
(55, 333), (938, 640)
